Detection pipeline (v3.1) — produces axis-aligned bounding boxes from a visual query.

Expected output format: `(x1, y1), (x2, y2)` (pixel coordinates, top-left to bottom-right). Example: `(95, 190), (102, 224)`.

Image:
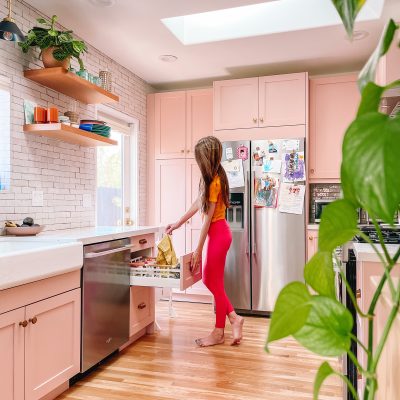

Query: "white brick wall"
(0, 0), (153, 231)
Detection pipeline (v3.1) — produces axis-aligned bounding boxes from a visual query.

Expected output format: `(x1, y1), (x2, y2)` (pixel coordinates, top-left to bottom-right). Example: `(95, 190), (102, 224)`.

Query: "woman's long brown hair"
(194, 136), (230, 214)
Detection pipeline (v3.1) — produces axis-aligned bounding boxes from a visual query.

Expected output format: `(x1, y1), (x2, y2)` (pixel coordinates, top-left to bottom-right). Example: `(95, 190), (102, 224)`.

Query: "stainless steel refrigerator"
(222, 139), (305, 314)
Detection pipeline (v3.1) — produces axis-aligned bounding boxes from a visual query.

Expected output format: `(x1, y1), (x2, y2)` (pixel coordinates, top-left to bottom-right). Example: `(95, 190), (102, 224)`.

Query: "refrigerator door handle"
(249, 170), (256, 255)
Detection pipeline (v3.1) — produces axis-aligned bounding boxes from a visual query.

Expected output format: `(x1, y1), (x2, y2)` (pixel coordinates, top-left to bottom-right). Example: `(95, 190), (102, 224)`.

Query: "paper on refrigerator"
(222, 159), (245, 188)
(278, 183), (305, 215)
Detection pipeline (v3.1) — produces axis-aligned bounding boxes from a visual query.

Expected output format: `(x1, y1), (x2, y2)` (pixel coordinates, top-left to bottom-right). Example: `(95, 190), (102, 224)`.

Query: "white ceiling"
(24, 0), (400, 90)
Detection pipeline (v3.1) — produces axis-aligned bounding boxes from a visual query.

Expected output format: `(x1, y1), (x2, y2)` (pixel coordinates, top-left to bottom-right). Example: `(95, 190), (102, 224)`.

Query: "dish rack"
(130, 256), (181, 280)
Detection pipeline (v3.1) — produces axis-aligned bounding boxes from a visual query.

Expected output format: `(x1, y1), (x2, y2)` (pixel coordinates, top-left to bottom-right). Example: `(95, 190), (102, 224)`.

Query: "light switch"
(83, 194), (92, 208)
(32, 191), (44, 206)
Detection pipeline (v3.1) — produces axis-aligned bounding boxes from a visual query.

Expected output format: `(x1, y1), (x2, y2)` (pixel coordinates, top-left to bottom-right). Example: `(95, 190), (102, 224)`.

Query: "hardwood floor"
(59, 301), (342, 400)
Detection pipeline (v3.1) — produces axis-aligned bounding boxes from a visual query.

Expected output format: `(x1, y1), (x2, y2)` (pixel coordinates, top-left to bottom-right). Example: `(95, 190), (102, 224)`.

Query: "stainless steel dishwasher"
(82, 238), (131, 372)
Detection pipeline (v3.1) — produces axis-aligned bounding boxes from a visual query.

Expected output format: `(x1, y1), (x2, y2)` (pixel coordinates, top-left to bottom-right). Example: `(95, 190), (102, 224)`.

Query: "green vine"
(266, 2), (400, 399)
(19, 15), (87, 71)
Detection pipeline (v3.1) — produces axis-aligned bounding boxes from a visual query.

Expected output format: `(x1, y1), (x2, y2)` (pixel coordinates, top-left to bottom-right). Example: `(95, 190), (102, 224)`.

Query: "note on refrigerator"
(283, 139), (300, 151)
(282, 151), (305, 182)
(278, 183), (305, 215)
(263, 159), (282, 174)
(222, 159), (245, 188)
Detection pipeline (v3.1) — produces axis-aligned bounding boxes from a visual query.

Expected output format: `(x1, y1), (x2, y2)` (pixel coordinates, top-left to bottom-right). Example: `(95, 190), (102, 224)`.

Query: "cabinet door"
(155, 159), (186, 257)
(0, 308), (25, 400)
(213, 78), (259, 130)
(155, 91), (186, 159)
(307, 230), (319, 261)
(309, 75), (359, 180)
(186, 89), (213, 156)
(25, 289), (80, 400)
(259, 73), (306, 127)
(130, 287), (155, 337)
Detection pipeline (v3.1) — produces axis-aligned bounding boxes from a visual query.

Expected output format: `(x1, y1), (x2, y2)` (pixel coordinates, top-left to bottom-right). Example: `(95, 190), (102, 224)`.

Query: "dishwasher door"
(82, 238), (131, 372)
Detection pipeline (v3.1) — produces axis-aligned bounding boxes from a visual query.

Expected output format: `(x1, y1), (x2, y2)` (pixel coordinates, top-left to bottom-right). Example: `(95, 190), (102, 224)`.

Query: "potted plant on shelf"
(19, 15), (87, 71)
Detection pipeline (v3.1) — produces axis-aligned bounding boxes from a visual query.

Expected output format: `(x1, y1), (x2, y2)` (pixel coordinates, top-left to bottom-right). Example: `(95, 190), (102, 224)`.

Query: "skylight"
(162, 0), (385, 45)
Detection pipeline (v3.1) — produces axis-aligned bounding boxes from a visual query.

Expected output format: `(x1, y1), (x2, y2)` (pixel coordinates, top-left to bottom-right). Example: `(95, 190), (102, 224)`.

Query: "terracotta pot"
(41, 47), (70, 69)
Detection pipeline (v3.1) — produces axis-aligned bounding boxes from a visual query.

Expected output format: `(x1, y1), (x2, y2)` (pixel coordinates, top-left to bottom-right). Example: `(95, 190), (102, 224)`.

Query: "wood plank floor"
(59, 301), (342, 400)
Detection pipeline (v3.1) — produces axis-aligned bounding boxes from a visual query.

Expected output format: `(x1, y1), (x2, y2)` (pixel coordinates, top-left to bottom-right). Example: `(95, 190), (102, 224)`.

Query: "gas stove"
(354, 226), (400, 244)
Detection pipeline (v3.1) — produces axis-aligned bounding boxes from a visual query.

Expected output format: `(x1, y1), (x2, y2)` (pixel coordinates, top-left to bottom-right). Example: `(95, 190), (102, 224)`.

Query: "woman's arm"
(191, 202), (216, 272)
(165, 195), (201, 234)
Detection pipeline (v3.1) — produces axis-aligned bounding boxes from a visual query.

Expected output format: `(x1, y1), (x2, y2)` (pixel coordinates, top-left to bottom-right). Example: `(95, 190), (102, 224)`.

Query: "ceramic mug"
(33, 106), (46, 123)
(46, 107), (58, 123)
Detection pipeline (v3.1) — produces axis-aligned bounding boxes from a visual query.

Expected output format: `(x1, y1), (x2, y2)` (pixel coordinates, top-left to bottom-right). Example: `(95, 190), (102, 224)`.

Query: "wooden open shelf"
(24, 67), (119, 104)
(24, 123), (117, 147)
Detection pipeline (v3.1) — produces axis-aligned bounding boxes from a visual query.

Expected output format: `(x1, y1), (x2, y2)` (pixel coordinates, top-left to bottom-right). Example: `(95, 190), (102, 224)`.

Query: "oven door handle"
(84, 244), (133, 259)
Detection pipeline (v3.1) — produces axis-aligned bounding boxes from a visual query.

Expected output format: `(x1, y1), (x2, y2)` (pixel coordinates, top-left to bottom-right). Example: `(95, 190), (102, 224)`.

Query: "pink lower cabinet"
(25, 289), (81, 400)
(306, 229), (319, 261)
(0, 308), (25, 400)
(130, 287), (155, 337)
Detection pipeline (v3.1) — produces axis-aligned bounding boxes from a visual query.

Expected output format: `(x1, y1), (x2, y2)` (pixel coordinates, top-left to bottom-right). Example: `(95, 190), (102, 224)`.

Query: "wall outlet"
(83, 194), (92, 208)
(32, 191), (44, 206)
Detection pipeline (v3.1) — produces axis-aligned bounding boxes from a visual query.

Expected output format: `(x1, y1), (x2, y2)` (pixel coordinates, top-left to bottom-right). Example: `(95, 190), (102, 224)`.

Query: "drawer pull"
(138, 302), (147, 310)
(308, 236), (313, 241)
(29, 317), (38, 324)
(19, 320), (28, 328)
(356, 289), (361, 299)
(139, 239), (148, 245)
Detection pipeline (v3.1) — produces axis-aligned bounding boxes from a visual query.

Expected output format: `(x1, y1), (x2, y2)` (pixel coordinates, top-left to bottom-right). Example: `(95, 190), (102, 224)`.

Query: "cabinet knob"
(29, 317), (38, 324)
(181, 149), (185, 153)
(260, 117), (264, 123)
(186, 220), (190, 225)
(356, 289), (361, 299)
(310, 169), (315, 174)
(138, 302), (147, 310)
(186, 150), (190, 153)
(253, 117), (257, 123)
(19, 320), (28, 328)
(139, 239), (147, 245)
(308, 236), (313, 241)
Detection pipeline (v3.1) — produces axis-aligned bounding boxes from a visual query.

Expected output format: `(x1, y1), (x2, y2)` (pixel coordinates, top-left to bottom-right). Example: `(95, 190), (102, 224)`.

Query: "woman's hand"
(165, 222), (180, 235)
(190, 248), (202, 273)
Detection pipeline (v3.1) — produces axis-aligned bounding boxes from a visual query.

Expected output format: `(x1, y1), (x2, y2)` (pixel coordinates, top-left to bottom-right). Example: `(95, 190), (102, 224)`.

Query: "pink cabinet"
(186, 89), (213, 156)
(376, 29), (400, 89)
(155, 91), (186, 159)
(130, 287), (155, 337)
(213, 73), (307, 131)
(25, 289), (81, 400)
(154, 89), (213, 159)
(155, 159), (187, 257)
(306, 229), (319, 261)
(213, 77), (259, 130)
(309, 75), (359, 181)
(0, 307), (25, 400)
(259, 73), (306, 127)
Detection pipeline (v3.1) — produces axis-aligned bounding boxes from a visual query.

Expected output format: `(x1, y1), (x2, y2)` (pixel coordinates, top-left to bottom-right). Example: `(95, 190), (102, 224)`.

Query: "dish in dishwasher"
(130, 256), (181, 279)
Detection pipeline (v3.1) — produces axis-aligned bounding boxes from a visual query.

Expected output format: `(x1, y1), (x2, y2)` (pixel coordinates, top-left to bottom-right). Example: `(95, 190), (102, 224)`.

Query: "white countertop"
(4, 225), (162, 245)
(0, 240), (83, 290)
(352, 242), (400, 262)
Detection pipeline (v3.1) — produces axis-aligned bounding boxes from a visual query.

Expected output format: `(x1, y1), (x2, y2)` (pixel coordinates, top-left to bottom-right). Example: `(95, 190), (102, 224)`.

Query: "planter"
(41, 47), (70, 69)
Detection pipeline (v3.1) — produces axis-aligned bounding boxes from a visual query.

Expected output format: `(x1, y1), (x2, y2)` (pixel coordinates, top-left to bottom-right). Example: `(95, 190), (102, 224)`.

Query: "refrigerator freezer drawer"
(130, 253), (202, 291)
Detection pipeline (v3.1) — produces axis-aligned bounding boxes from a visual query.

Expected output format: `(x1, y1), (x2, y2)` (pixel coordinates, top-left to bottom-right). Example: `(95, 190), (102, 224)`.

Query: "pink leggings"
(203, 219), (234, 328)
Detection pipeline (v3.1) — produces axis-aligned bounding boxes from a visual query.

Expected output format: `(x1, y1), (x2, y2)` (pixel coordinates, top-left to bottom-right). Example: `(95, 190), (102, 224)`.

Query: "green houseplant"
(19, 15), (87, 70)
(266, 1), (400, 399)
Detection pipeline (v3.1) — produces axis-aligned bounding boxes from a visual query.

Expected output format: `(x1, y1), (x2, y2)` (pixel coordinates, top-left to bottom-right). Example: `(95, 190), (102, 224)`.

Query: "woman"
(166, 136), (244, 347)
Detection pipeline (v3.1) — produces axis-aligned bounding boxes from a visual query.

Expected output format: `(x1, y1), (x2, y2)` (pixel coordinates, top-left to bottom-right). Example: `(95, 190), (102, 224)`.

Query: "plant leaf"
(357, 82), (386, 116)
(294, 296), (353, 357)
(318, 199), (359, 252)
(36, 17), (49, 25)
(358, 19), (398, 92)
(304, 252), (336, 299)
(341, 112), (400, 223)
(266, 282), (311, 347)
(314, 362), (335, 400)
(331, 0), (366, 37)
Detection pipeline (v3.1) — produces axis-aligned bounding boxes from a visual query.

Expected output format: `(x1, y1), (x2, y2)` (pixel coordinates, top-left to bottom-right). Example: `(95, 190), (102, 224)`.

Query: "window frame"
(96, 105), (139, 227)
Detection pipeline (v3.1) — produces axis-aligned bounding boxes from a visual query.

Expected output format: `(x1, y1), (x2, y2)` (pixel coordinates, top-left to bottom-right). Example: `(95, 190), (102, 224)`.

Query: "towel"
(156, 234), (178, 266)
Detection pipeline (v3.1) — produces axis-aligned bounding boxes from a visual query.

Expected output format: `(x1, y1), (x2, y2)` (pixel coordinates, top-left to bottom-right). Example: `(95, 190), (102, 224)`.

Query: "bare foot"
(195, 329), (225, 347)
(230, 315), (244, 345)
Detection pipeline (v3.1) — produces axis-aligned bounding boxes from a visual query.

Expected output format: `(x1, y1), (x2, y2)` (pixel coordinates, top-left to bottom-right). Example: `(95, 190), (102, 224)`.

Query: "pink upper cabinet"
(309, 75), (360, 181)
(376, 29), (400, 88)
(214, 77), (259, 130)
(24, 289), (80, 400)
(0, 307), (25, 400)
(155, 91), (186, 159)
(186, 89), (213, 156)
(259, 73), (307, 127)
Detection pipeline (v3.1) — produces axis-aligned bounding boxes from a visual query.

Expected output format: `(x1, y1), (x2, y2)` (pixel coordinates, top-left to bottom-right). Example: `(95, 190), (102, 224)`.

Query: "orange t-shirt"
(209, 176), (226, 222)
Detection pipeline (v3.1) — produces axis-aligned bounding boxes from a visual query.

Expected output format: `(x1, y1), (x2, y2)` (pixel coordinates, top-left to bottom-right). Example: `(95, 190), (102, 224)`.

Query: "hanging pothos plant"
(19, 15), (87, 71)
(266, 1), (400, 399)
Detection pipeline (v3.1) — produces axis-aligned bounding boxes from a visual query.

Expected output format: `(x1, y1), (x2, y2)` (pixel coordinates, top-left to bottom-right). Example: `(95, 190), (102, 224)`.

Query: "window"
(0, 75), (10, 192)
(96, 109), (138, 227)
